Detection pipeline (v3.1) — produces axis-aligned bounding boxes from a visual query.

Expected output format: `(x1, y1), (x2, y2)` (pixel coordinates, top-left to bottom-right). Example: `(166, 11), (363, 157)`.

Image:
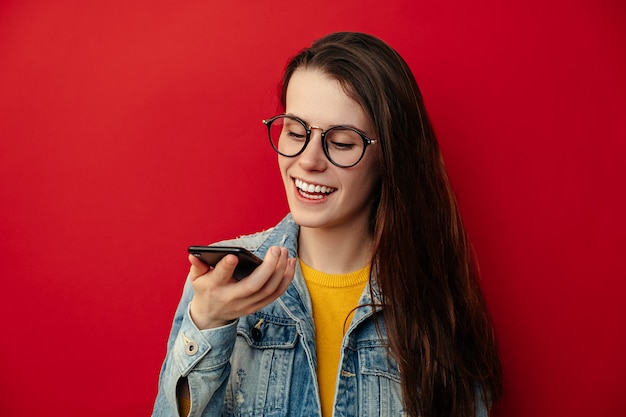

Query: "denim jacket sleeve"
(152, 278), (238, 417)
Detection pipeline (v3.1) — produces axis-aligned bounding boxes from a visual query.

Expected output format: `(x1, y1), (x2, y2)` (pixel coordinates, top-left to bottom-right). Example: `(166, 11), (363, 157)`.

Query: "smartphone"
(188, 245), (263, 280)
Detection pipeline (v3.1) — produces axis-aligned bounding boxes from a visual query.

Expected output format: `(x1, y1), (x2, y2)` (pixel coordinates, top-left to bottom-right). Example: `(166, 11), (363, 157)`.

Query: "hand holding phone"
(188, 246), (263, 280)
(187, 245), (295, 330)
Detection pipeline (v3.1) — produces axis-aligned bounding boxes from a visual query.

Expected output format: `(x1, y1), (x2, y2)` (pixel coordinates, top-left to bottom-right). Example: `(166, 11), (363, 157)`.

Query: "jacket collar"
(258, 214), (384, 330)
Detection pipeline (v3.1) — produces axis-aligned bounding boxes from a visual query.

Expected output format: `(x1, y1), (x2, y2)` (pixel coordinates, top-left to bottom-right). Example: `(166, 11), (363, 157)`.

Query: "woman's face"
(279, 68), (381, 235)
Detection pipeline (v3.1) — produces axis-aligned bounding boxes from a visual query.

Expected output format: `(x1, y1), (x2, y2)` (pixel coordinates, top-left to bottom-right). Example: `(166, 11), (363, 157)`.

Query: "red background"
(1, 1), (624, 416)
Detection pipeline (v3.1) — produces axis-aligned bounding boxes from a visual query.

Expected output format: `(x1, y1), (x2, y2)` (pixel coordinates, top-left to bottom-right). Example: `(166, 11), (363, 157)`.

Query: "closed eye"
(329, 141), (355, 150)
(287, 131), (306, 140)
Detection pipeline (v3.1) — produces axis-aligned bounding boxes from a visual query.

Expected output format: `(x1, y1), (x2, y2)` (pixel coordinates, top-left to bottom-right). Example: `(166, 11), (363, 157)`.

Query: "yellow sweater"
(300, 260), (370, 417)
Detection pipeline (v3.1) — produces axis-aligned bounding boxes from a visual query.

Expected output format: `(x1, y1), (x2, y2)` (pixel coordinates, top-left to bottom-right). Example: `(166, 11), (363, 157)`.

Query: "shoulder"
(212, 214), (299, 258)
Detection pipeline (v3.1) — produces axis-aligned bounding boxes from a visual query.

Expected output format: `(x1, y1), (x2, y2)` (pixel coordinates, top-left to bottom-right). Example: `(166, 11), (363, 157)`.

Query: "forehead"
(285, 68), (370, 131)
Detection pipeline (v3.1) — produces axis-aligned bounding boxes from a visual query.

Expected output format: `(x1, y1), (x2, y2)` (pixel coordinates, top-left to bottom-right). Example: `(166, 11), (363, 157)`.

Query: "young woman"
(153, 32), (503, 417)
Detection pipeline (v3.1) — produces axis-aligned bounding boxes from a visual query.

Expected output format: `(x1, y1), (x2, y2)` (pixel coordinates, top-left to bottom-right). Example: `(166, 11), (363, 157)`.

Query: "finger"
(239, 246), (282, 293)
(188, 254), (210, 279)
(212, 254), (239, 282)
(284, 257), (297, 285)
(273, 256), (296, 295)
(244, 249), (294, 308)
(247, 260), (296, 312)
(258, 247), (291, 294)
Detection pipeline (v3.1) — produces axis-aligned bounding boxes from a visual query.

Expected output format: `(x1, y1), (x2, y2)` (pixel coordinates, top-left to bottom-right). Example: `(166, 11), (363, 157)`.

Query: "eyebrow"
(285, 113), (370, 134)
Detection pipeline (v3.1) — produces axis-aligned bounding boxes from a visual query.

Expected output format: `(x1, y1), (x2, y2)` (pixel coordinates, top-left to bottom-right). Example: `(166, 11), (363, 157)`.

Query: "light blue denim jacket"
(152, 214), (489, 417)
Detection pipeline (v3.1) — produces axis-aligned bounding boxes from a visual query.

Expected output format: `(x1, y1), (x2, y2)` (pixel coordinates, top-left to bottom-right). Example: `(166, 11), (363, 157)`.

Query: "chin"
(289, 208), (334, 230)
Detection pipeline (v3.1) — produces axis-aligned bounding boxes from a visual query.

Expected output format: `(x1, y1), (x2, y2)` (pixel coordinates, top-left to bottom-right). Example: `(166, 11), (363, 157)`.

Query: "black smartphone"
(188, 245), (263, 280)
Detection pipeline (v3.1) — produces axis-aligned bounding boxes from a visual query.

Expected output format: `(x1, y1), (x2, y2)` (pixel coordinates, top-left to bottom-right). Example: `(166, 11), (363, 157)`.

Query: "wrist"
(189, 302), (232, 330)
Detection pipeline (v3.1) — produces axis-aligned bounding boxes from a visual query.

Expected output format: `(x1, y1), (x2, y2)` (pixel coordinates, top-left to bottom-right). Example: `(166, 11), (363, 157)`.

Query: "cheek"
(277, 156), (288, 174)
(365, 176), (381, 200)
(278, 158), (292, 184)
(359, 154), (382, 190)
(345, 169), (380, 203)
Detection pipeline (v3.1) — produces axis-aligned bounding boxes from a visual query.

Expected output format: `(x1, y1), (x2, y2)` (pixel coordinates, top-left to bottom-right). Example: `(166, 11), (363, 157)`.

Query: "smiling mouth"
(294, 178), (337, 200)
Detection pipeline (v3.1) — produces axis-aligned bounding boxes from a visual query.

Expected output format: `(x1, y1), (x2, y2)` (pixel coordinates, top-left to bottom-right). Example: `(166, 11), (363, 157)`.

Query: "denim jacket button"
(181, 333), (198, 356)
(251, 326), (262, 341)
(185, 341), (198, 356)
(251, 318), (264, 341)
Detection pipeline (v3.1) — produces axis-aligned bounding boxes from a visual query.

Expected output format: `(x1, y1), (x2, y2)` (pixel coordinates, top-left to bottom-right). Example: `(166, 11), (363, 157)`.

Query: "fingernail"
(288, 258), (296, 268)
(271, 246), (280, 256)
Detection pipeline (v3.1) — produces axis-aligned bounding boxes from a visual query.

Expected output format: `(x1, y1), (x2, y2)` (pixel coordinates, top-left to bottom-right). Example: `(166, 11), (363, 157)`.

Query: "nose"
(297, 127), (327, 171)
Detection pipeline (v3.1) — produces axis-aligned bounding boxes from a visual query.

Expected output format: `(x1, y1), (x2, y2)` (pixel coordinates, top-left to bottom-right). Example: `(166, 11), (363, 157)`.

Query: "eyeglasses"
(262, 114), (377, 168)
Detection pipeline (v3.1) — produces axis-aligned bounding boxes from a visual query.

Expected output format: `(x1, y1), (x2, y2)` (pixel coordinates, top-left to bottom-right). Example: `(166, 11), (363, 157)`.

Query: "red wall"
(1, 1), (624, 416)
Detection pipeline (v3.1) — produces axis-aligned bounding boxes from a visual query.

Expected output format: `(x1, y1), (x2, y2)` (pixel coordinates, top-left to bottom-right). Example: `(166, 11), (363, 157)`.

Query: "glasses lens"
(269, 116), (307, 157)
(325, 128), (366, 167)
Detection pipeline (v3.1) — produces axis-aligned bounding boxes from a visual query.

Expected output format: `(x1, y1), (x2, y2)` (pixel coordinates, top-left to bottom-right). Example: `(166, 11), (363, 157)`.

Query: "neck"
(298, 222), (374, 274)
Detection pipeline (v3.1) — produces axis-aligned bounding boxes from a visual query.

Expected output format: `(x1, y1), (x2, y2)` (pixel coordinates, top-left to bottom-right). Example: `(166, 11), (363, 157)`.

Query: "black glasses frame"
(262, 114), (377, 168)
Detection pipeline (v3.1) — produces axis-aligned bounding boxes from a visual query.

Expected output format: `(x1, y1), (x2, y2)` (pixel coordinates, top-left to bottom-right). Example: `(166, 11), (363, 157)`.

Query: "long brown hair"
(280, 32), (503, 417)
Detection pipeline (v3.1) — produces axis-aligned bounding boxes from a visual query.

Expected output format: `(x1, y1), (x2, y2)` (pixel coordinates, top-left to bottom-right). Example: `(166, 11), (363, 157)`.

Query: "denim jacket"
(152, 215), (489, 417)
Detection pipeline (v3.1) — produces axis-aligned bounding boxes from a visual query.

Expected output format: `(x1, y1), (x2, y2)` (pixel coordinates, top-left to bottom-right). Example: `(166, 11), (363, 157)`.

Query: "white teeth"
(301, 192), (324, 200)
(295, 179), (335, 195)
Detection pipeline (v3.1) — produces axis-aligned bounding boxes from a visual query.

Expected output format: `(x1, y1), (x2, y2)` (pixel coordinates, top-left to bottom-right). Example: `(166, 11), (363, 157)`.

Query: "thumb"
(188, 254), (210, 280)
